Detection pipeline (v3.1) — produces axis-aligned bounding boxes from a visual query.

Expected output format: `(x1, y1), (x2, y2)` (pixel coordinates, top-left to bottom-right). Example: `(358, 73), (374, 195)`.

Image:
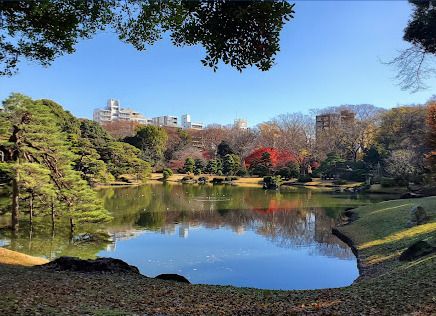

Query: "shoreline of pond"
(0, 195), (434, 315)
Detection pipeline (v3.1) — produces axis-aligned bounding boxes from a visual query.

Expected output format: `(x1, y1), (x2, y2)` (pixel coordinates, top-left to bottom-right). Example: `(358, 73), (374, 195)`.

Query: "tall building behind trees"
(93, 99), (149, 125)
(315, 110), (355, 140)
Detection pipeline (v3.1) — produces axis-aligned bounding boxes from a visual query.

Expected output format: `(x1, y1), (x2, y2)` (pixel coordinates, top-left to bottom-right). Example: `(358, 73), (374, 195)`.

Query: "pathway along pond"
(0, 184), (391, 290)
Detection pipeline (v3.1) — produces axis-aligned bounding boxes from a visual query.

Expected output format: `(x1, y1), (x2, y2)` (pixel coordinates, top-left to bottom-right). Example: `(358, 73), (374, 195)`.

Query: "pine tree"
(0, 94), (111, 232)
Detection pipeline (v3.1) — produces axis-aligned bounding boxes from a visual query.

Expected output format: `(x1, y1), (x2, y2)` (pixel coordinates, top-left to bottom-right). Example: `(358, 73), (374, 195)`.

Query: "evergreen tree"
(223, 154), (236, 175)
(0, 94), (111, 232)
(184, 158), (195, 173)
(124, 125), (168, 165)
(205, 159), (218, 174)
(194, 159), (205, 173)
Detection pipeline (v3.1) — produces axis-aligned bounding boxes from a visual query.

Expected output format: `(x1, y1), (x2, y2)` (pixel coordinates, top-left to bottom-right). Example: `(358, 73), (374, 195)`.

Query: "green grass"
(340, 196), (436, 262)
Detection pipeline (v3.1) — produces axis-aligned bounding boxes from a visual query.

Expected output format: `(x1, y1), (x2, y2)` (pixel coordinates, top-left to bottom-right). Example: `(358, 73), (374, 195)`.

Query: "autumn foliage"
(426, 102), (436, 181)
(244, 147), (299, 168)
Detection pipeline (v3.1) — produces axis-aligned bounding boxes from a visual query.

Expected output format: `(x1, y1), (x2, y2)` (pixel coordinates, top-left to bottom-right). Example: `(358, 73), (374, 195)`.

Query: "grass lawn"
(149, 173), (264, 187)
(0, 196), (434, 315)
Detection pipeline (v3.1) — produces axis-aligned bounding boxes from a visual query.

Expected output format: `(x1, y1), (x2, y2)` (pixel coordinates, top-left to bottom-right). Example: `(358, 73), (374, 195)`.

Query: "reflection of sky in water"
(1, 184), (390, 290)
(99, 223), (358, 290)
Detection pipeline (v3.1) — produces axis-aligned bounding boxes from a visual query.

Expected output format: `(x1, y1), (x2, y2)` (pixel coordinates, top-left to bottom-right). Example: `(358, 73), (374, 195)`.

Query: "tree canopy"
(390, 0), (436, 92)
(0, 0), (294, 75)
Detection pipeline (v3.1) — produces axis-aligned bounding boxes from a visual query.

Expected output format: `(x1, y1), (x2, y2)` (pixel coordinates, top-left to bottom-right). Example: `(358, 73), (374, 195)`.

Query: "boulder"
(155, 273), (190, 283)
(406, 205), (429, 227)
(400, 192), (423, 199)
(399, 240), (435, 261)
(42, 256), (140, 274)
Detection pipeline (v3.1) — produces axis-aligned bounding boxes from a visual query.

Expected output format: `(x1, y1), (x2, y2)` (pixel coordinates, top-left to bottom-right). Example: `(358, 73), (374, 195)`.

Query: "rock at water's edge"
(155, 273), (190, 283)
(42, 256), (140, 274)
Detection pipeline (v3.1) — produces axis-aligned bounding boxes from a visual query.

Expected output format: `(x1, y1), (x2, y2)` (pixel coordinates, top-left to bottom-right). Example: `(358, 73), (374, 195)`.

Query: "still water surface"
(0, 184), (388, 290)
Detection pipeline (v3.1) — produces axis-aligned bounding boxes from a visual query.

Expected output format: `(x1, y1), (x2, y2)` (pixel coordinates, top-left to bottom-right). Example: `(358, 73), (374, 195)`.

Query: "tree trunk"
(50, 201), (55, 232)
(69, 218), (75, 240)
(11, 178), (19, 231)
(29, 194), (34, 228)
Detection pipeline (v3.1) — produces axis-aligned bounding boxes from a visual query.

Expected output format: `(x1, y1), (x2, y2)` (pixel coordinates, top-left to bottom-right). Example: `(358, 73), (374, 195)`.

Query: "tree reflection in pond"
(1, 184), (389, 289)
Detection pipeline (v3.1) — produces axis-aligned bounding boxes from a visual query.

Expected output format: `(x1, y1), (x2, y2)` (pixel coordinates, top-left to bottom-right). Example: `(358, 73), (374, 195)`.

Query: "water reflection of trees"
(101, 184), (359, 259)
(0, 184), (376, 260)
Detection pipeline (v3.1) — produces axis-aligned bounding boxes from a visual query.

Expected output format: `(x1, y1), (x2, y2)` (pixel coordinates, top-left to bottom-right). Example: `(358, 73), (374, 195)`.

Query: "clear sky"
(0, 1), (435, 127)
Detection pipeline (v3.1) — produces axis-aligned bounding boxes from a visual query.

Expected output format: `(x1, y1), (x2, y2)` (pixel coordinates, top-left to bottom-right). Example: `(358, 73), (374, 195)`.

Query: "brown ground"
(0, 247), (48, 266)
(0, 196), (435, 315)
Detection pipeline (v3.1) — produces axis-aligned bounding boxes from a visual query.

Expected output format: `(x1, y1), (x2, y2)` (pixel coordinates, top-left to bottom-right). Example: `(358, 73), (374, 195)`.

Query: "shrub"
(162, 168), (173, 180)
(194, 168), (201, 175)
(298, 175), (312, 183)
(198, 176), (209, 184)
(181, 175), (194, 182)
(212, 178), (224, 184)
(236, 168), (248, 177)
(333, 179), (347, 185)
(118, 176), (131, 183)
(275, 164), (299, 180)
(263, 176), (282, 190)
(380, 177), (409, 187)
(381, 177), (397, 187)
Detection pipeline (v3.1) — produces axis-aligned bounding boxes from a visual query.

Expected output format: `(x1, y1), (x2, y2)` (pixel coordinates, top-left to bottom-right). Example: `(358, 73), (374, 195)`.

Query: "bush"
(224, 176), (239, 181)
(194, 168), (201, 175)
(381, 177), (397, 187)
(211, 178), (224, 184)
(380, 177), (409, 187)
(263, 176), (282, 190)
(343, 169), (367, 182)
(298, 175), (312, 183)
(333, 179), (347, 185)
(181, 175), (194, 183)
(118, 176), (132, 183)
(275, 165), (299, 180)
(250, 164), (271, 177)
(162, 168), (173, 180)
(198, 176), (209, 184)
(236, 168), (248, 177)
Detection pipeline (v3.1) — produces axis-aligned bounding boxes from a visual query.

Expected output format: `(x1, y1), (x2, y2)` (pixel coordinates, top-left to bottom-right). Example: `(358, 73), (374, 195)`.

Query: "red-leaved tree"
(244, 147), (299, 169)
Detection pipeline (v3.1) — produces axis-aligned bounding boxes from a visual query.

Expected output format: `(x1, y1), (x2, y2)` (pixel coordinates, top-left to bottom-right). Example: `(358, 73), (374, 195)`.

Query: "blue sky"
(0, 1), (435, 127)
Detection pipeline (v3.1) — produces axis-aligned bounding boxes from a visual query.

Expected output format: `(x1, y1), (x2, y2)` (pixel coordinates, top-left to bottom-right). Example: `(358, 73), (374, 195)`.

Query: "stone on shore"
(155, 273), (190, 283)
(42, 256), (140, 274)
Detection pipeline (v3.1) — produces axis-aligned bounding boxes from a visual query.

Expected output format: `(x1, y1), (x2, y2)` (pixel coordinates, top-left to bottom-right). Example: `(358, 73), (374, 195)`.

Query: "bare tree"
(386, 46), (435, 93)
(386, 0), (436, 92)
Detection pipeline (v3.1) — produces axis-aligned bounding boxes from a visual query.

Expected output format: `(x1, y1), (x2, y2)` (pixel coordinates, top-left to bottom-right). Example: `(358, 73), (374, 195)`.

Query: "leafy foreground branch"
(0, 0), (294, 75)
(0, 196), (434, 315)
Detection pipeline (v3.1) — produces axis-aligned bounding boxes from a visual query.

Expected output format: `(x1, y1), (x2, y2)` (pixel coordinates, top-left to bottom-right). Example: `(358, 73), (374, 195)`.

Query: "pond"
(0, 184), (389, 290)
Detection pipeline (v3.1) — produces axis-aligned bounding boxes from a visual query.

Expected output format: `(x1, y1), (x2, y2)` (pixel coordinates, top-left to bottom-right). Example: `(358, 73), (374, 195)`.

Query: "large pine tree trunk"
(69, 218), (75, 240)
(29, 194), (34, 228)
(51, 201), (55, 233)
(11, 178), (19, 231)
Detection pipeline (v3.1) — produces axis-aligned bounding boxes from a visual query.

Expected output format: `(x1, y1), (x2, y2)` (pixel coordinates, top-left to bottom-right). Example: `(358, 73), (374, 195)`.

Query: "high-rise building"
(152, 115), (178, 127)
(93, 99), (148, 125)
(234, 118), (248, 130)
(181, 114), (204, 130)
(315, 110), (355, 138)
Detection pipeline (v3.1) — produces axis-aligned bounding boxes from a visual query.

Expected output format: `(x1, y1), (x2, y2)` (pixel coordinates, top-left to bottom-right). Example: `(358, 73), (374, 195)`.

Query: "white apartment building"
(93, 99), (148, 125)
(152, 115), (178, 127)
(234, 118), (248, 130)
(181, 114), (204, 130)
